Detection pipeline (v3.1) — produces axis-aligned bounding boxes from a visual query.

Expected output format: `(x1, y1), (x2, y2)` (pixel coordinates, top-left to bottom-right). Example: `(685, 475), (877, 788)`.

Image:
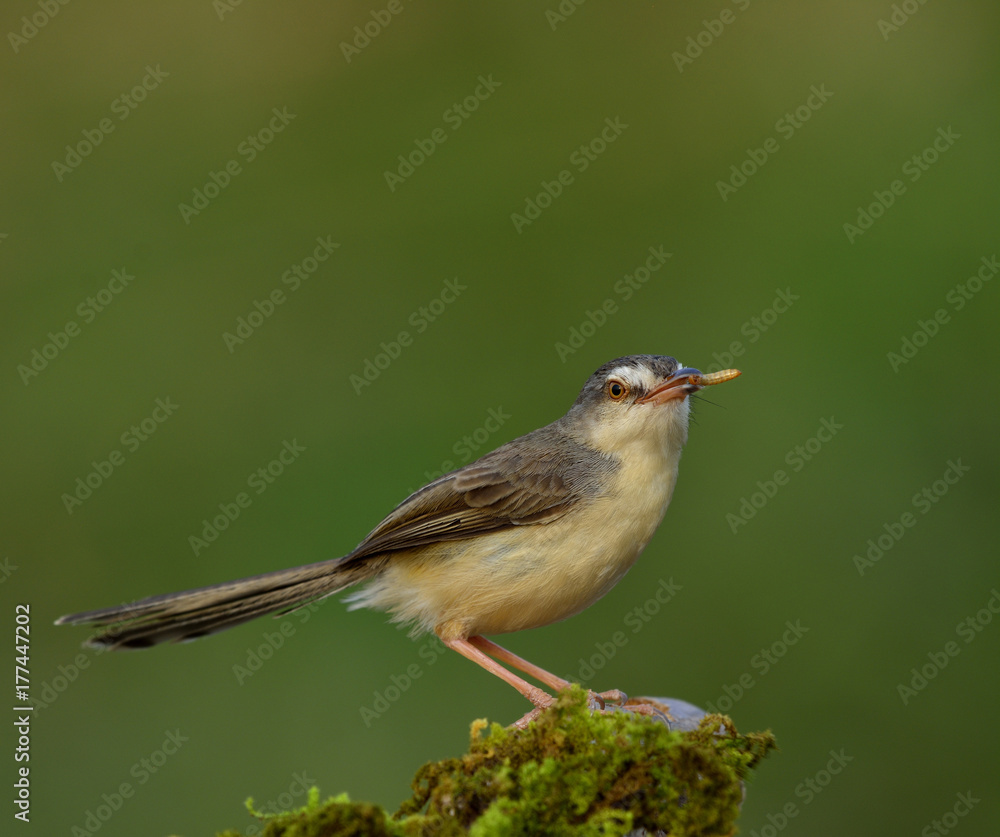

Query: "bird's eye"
(607, 380), (629, 400)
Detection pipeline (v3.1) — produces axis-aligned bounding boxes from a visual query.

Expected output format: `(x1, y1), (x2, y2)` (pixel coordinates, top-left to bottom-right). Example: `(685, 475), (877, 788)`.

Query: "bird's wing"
(347, 428), (612, 560)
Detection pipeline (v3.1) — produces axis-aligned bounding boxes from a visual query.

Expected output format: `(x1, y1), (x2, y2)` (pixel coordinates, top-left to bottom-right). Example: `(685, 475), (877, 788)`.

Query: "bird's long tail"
(55, 556), (381, 649)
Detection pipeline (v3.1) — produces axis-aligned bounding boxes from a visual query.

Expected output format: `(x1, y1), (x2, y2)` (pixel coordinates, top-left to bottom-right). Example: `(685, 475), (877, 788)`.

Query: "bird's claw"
(588, 690), (675, 723)
(591, 688), (629, 709)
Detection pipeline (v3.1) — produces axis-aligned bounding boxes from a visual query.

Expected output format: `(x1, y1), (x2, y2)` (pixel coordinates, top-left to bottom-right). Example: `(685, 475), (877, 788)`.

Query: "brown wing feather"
(344, 423), (615, 560)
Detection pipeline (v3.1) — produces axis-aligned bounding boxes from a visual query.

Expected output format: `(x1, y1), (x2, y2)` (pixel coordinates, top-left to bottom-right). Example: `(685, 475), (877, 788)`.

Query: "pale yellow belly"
(347, 474), (674, 639)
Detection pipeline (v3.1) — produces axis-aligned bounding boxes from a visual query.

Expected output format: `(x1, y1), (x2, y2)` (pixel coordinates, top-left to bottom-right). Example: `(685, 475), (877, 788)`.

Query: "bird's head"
(564, 354), (740, 457)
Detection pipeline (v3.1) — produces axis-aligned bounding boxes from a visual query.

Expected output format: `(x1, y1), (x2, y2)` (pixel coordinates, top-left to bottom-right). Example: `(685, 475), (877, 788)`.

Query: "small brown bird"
(57, 355), (740, 715)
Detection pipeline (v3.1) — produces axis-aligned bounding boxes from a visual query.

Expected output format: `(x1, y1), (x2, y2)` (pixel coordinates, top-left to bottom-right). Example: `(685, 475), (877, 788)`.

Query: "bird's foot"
(510, 689), (674, 729)
(588, 690), (675, 723)
(511, 691), (556, 730)
(621, 695), (675, 724)
(589, 688), (629, 709)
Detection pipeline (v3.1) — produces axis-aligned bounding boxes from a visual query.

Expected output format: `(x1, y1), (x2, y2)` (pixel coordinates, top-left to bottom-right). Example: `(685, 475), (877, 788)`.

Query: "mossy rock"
(216, 687), (775, 837)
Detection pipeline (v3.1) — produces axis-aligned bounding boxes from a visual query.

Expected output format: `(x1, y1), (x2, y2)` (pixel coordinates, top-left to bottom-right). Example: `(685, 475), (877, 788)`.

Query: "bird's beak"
(638, 367), (741, 405)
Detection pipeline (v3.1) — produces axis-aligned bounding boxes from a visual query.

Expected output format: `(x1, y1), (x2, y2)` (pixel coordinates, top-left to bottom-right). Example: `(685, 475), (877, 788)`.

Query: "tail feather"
(56, 557), (381, 649)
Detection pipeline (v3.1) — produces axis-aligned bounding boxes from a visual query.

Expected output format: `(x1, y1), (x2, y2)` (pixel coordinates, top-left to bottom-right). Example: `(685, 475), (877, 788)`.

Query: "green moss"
(217, 687), (775, 837)
(216, 788), (405, 837)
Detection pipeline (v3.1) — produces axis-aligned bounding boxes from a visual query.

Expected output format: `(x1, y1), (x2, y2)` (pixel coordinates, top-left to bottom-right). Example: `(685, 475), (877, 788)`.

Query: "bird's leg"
(462, 637), (646, 713)
(468, 638), (630, 712)
(443, 638), (555, 711)
(445, 637), (668, 727)
(468, 636), (571, 693)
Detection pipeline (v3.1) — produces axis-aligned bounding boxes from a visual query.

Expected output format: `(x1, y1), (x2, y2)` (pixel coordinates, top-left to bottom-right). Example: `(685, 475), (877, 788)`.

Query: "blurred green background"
(3, 1), (998, 835)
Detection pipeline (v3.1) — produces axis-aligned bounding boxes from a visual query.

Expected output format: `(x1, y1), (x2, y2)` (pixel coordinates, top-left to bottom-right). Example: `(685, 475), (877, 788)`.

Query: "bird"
(57, 355), (740, 718)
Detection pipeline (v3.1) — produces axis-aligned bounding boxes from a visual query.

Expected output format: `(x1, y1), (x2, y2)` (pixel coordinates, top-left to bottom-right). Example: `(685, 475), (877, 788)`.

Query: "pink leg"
(467, 637), (626, 710)
(443, 638), (554, 709)
(468, 636), (571, 693)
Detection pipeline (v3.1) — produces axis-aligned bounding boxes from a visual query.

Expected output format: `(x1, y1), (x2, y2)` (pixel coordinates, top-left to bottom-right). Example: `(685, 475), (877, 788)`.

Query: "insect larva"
(696, 368), (741, 386)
